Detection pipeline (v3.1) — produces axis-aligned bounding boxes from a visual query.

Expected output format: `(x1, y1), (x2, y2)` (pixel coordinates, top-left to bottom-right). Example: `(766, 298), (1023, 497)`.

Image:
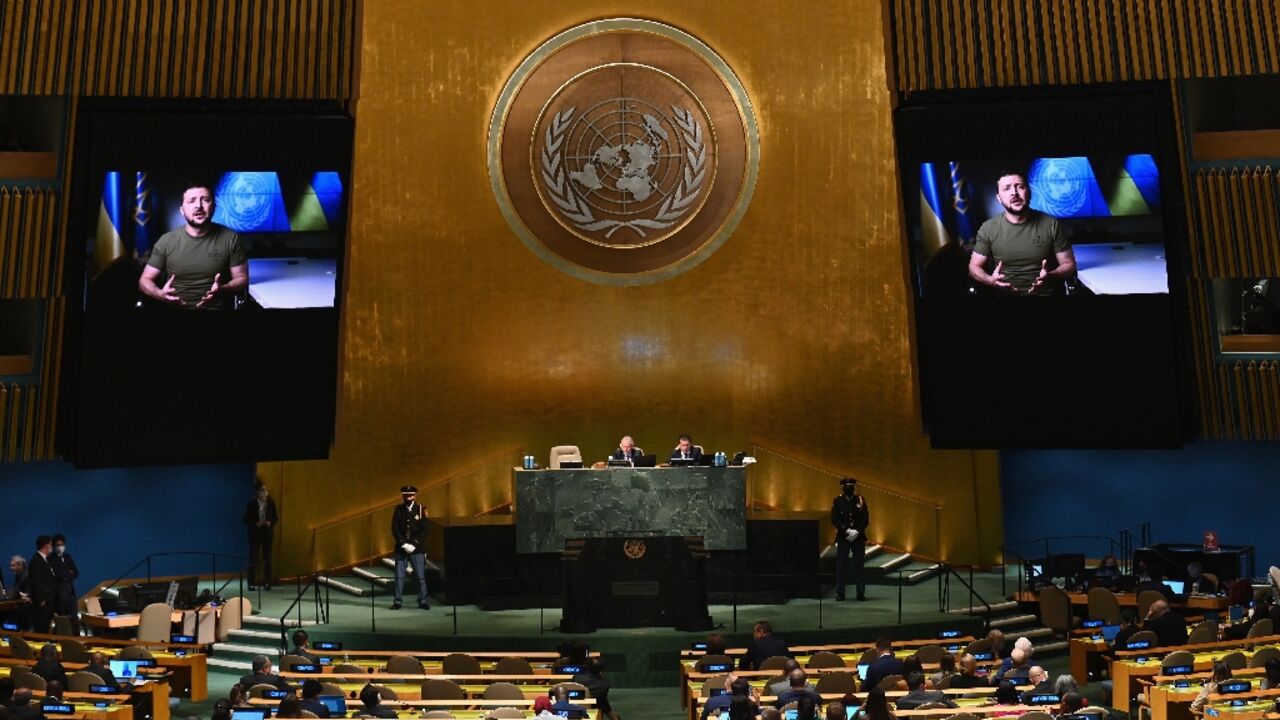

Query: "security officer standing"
(391, 486), (429, 610)
(831, 477), (869, 601)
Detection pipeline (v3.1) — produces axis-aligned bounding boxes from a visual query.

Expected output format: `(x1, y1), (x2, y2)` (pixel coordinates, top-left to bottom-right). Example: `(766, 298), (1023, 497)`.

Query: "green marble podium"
(513, 466), (747, 554)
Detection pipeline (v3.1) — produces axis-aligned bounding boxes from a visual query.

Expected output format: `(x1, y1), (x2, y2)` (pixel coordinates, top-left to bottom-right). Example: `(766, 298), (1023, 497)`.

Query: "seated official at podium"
(669, 434), (703, 463)
(610, 436), (644, 463)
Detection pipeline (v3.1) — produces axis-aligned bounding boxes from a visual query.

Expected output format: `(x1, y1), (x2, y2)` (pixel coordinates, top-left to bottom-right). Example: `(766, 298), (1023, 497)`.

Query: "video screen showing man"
(139, 181), (248, 309)
(968, 169), (1076, 295)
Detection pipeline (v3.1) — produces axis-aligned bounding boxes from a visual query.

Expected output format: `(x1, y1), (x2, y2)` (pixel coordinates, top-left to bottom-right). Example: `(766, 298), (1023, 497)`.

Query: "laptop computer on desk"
(636, 454), (657, 468)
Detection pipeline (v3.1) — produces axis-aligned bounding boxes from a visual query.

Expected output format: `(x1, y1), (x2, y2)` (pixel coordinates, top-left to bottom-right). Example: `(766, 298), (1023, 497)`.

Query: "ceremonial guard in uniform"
(391, 485), (430, 610)
(831, 477), (870, 601)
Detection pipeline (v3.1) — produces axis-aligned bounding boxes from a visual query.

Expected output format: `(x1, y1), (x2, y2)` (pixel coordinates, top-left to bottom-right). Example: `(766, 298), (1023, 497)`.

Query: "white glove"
(845, 529), (859, 542)
(401, 543), (416, 554)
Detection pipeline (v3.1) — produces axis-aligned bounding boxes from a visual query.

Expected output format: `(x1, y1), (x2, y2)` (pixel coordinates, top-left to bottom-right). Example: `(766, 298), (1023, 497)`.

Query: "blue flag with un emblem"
(212, 172), (290, 232)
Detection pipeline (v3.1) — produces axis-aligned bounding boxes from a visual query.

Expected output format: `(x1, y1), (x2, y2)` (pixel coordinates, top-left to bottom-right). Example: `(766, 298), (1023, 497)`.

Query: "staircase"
(946, 599), (1068, 656)
(820, 544), (944, 586)
(209, 612), (320, 673)
(317, 557), (444, 599)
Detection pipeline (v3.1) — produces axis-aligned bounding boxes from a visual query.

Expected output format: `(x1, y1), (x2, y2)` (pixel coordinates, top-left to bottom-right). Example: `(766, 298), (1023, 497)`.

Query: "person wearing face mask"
(831, 477), (870, 601)
(390, 485), (429, 610)
(243, 482), (279, 591)
(49, 534), (79, 631)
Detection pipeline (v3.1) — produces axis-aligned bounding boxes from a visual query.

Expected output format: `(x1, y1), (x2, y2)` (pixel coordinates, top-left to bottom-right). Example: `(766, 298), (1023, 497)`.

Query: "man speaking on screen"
(967, 168), (1076, 295)
(139, 181), (249, 309)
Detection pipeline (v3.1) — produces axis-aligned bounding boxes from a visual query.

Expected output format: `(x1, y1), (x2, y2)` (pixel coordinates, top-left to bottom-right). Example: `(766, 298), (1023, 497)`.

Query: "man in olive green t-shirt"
(139, 182), (249, 310)
(968, 169), (1076, 295)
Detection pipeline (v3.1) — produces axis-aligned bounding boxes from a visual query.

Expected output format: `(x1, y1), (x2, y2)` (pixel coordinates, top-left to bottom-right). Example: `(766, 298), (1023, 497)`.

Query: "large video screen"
(895, 88), (1192, 448)
(61, 103), (353, 467)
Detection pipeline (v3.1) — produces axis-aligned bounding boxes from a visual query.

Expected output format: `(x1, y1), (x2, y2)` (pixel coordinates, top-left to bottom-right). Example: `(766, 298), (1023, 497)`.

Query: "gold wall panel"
(265, 0), (1002, 576)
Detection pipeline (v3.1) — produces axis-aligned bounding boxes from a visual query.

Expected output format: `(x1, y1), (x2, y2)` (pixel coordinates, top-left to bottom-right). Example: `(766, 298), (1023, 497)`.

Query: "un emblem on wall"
(489, 19), (759, 285)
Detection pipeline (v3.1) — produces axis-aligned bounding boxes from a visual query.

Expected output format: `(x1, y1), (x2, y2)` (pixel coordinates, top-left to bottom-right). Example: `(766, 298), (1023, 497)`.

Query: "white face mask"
(54, 545), (65, 556)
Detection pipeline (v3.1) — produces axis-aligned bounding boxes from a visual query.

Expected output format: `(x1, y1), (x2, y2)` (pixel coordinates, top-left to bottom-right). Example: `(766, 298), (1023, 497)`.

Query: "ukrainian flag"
(919, 162), (952, 262)
(949, 161), (976, 247)
(132, 171), (153, 257)
(93, 171), (125, 278)
(288, 171), (344, 231)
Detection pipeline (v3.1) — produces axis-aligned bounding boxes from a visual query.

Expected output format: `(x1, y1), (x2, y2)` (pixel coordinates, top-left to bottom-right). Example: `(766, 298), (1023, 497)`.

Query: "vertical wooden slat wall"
(0, 0), (355, 461)
(888, 0), (1280, 440)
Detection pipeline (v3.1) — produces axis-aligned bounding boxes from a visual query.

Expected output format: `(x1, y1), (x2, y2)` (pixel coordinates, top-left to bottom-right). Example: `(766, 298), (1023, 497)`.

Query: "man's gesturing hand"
(159, 274), (183, 304)
(1028, 259), (1049, 294)
(197, 272), (222, 308)
(989, 260), (1014, 290)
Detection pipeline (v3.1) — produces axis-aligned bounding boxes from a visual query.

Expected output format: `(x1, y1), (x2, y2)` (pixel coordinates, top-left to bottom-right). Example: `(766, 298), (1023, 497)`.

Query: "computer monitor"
(845, 707), (860, 720)
(1229, 605), (1245, 622)
(559, 460), (584, 469)
(1163, 579), (1186, 596)
(109, 659), (144, 680)
(857, 663), (869, 681)
(318, 696), (347, 716)
(606, 459), (632, 467)
(1101, 625), (1122, 643)
(636, 455), (658, 468)
(670, 458), (697, 467)
(784, 711), (799, 720)
(1051, 553), (1086, 579)
(230, 710), (268, 720)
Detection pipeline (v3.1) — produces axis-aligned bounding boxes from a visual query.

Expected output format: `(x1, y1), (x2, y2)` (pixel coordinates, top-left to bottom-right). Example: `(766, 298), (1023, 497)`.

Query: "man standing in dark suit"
(49, 534), (79, 631)
(669, 434), (703, 463)
(391, 486), (429, 610)
(27, 535), (57, 634)
(610, 436), (644, 465)
(739, 620), (791, 670)
(243, 482), (279, 591)
(863, 637), (906, 691)
(831, 477), (870, 601)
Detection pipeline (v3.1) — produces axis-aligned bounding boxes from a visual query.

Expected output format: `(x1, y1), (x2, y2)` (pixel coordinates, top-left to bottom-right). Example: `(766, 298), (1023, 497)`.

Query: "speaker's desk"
(514, 465), (746, 554)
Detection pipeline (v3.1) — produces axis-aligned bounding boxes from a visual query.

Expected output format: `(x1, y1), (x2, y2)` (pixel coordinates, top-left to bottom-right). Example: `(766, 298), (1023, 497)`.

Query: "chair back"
(552, 682), (591, 699)
(962, 639), (991, 656)
(8, 635), (34, 659)
(422, 713), (456, 720)
(61, 638), (91, 663)
(183, 606), (217, 645)
(876, 674), (904, 691)
(915, 702), (953, 711)
(53, 615), (75, 636)
(1038, 585), (1072, 635)
(492, 657), (534, 675)
(119, 645), (155, 660)
(1136, 590), (1164, 620)
(700, 675), (730, 697)
(386, 654), (425, 674)
(758, 655), (791, 672)
(1220, 651), (1247, 670)
(935, 675), (954, 690)
(11, 670), (46, 691)
(320, 682), (345, 697)
(1248, 618), (1274, 638)
(218, 596), (252, 643)
(280, 654), (310, 672)
(806, 651), (846, 669)
(943, 713), (978, 720)
(1018, 713), (1054, 720)
(814, 672), (856, 695)
(137, 602), (173, 643)
(914, 645), (947, 664)
(1187, 622), (1218, 645)
(1249, 646), (1280, 668)
(481, 682), (526, 700)
(441, 652), (482, 675)
(1126, 630), (1158, 647)
(1201, 573), (1220, 593)
(1161, 651), (1195, 670)
(68, 671), (105, 693)
(300, 712), (319, 719)
(333, 664), (366, 674)
(1086, 587), (1122, 625)
(694, 654), (735, 672)
(487, 709), (525, 720)
(858, 648), (881, 665)
(421, 679), (466, 700)
(549, 446), (582, 469)
(248, 684), (281, 699)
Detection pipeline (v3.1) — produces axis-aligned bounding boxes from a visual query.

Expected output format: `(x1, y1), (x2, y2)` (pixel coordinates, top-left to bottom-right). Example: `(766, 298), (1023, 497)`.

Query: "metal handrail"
(938, 564), (994, 631)
(101, 551), (249, 595)
(278, 573), (327, 654)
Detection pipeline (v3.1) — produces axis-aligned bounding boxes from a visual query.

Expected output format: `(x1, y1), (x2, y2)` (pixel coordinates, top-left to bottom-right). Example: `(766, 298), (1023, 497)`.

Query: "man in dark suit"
(85, 652), (119, 690)
(774, 669), (824, 709)
(39, 680), (66, 711)
(243, 483), (279, 591)
(27, 536), (57, 634)
(669, 434), (703, 463)
(610, 436), (644, 465)
(391, 486), (429, 610)
(701, 677), (757, 720)
(948, 654), (986, 689)
(357, 684), (397, 719)
(298, 679), (331, 718)
(8, 688), (42, 720)
(739, 620), (790, 670)
(288, 629), (322, 664)
(238, 655), (292, 692)
(3, 555), (30, 629)
(895, 672), (956, 710)
(549, 686), (590, 719)
(1144, 599), (1188, 647)
(863, 637), (906, 691)
(32, 643), (67, 688)
(49, 534), (79, 631)
(831, 477), (870, 601)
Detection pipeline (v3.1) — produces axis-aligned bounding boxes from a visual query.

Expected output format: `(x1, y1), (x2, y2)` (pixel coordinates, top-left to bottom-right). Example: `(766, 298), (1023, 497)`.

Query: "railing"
(937, 564), (994, 631)
(998, 524), (1153, 596)
(278, 574), (328, 655)
(96, 551), (252, 640)
(308, 448), (525, 572)
(749, 443), (944, 559)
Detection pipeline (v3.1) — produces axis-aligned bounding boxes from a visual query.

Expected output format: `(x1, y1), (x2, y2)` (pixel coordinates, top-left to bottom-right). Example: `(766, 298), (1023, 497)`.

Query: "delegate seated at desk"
(610, 436), (644, 464)
(1143, 600), (1187, 647)
(669, 434), (703, 463)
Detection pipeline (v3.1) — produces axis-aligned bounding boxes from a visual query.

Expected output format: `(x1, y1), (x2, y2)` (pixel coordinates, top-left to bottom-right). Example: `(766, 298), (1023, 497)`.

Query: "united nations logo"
(489, 19), (759, 284)
(622, 539), (647, 560)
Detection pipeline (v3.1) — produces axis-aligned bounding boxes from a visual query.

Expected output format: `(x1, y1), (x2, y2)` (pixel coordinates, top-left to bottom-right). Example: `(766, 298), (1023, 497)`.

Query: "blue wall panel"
(0, 462), (253, 593)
